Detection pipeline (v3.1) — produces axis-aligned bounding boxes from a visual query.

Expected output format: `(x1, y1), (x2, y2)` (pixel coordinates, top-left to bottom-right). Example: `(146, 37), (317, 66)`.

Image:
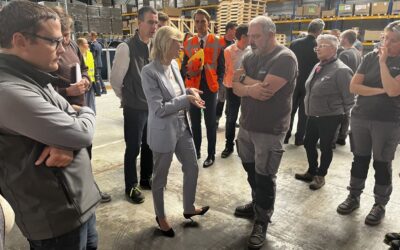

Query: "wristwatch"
(239, 74), (246, 84)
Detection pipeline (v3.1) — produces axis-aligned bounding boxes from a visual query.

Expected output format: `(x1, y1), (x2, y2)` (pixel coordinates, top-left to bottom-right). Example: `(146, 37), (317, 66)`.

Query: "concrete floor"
(6, 90), (400, 250)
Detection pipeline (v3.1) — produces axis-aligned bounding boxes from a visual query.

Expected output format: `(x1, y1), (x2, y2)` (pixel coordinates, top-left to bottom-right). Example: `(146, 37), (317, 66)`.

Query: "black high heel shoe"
(155, 217), (175, 238)
(183, 206), (210, 221)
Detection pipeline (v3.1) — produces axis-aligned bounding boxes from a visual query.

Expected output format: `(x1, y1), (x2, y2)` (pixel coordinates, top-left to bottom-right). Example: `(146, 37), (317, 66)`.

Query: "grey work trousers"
(152, 117), (199, 218)
(237, 128), (285, 224)
(348, 117), (400, 205)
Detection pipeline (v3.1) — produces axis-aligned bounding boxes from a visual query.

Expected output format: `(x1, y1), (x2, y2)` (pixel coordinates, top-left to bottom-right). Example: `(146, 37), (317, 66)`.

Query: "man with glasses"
(0, 1), (101, 249)
(110, 6), (158, 203)
(285, 18), (325, 146)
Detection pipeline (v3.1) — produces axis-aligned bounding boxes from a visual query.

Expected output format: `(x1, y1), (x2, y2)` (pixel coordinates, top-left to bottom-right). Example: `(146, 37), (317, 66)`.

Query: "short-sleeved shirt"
(339, 47), (362, 73)
(240, 45), (298, 134)
(352, 51), (400, 122)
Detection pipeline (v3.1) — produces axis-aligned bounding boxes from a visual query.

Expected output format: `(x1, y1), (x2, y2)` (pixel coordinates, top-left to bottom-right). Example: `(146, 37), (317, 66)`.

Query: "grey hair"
(317, 34), (339, 50)
(385, 20), (400, 36)
(308, 18), (325, 34)
(249, 16), (276, 34)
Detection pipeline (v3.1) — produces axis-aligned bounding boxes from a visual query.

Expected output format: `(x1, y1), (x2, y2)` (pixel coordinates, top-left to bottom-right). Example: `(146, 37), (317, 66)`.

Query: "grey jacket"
(304, 58), (355, 117)
(141, 60), (192, 153)
(0, 54), (101, 240)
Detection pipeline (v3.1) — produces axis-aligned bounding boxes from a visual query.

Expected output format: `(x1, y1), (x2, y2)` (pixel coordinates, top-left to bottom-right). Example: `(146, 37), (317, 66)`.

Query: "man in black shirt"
(285, 18), (324, 146)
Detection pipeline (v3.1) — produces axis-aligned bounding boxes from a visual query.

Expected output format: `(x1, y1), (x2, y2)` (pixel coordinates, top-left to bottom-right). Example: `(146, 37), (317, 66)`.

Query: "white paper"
(75, 62), (82, 83)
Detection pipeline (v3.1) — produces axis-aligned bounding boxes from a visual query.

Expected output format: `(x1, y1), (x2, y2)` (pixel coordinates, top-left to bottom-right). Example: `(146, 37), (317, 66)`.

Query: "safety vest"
(183, 34), (225, 93)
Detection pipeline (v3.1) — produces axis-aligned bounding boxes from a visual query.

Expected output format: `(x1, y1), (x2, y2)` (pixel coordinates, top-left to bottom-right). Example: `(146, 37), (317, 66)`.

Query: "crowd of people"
(0, 1), (400, 249)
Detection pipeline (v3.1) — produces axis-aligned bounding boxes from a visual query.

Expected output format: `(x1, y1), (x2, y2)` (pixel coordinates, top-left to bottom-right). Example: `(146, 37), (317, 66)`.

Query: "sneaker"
(126, 186), (145, 204)
(365, 204), (385, 226)
(221, 147), (233, 158)
(100, 192), (112, 203)
(337, 195), (360, 215)
(140, 179), (152, 190)
(294, 171), (314, 183)
(336, 138), (346, 146)
(234, 202), (254, 218)
(309, 176), (325, 190)
(248, 221), (267, 249)
(385, 232), (400, 245)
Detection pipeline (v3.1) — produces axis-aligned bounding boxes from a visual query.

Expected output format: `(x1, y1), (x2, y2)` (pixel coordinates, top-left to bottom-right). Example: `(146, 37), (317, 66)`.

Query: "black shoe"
(183, 206), (210, 221)
(294, 138), (304, 146)
(365, 203), (385, 226)
(101, 89), (107, 94)
(100, 192), (111, 203)
(95, 93), (101, 97)
(234, 202), (254, 218)
(126, 186), (145, 204)
(337, 195), (360, 215)
(155, 217), (175, 237)
(203, 155), (215, 168)
(248, 221), (267, 249)
(390, 240), (400, 250)
(196, 152), (201, 160)
(221, 147), (233, 158)
(385, 232), (400, 245)
(140, 179), (152, 190)
(294, 171), (314, 183)
(336, 138), (346, 146)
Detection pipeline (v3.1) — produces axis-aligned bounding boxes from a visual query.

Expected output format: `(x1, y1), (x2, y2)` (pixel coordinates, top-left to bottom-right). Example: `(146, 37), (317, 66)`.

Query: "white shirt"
(163, 64), (182, 96)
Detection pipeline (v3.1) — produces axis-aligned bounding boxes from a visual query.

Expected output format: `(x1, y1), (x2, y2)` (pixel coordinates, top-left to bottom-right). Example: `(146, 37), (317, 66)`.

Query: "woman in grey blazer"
(141, 26), (209, 238)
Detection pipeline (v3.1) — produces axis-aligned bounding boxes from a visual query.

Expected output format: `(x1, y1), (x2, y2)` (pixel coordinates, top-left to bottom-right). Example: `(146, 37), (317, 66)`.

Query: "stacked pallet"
(218, 0), (267, 35)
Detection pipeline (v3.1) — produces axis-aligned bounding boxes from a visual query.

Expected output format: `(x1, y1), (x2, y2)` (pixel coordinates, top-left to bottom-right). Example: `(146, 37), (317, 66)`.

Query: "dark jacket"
(289, 35), (319, 89)
(304, 58), (355, 117)
(90, 40), (103, 68)
(0, 54), (101, 240)
(122, 30), (151, 110)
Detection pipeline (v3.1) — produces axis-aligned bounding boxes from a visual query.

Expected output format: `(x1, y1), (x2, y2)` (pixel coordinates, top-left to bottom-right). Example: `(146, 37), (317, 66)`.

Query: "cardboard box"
(120, 4), (136, 13)
(321, 9), (335, 18)
(303, 5), (321, 17)
(364, 30), (382, 41)
(183, 0), (199, 7)
(338, 4), (353, 17)
(87, 6), (100, 17)
(371, 2), (388, 15)
(163, 7), (182, 17)
(295, 6), (303, 16)
(354, 3), (370, 16)
(392, 1), (400, 15)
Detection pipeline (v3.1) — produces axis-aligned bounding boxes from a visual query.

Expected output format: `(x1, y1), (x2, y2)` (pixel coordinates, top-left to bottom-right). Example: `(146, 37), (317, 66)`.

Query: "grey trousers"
(237, 128), (285, 224)
(152, 117), (199, 218)
(348, 117), (400, 205)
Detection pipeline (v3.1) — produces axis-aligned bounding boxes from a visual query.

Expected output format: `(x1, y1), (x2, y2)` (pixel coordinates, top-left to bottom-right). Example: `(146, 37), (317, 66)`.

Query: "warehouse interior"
(1, 0), (400, 249)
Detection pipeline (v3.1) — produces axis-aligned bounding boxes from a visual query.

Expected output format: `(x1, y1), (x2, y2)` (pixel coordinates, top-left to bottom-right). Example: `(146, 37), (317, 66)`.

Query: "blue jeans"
(28, 214), (98, 250)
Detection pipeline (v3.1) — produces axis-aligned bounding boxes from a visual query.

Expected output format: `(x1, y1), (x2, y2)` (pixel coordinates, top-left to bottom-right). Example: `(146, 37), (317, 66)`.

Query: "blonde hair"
(151, 26), (183, 62)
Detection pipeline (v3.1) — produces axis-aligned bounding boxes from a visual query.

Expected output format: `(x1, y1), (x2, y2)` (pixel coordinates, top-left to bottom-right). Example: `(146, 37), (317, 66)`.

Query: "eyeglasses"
(22, 32), (64, 49)
(313, 44), (333, 52)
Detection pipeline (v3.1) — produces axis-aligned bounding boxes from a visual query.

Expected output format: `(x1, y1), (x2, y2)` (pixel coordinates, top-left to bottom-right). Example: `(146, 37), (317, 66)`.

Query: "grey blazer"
(141, 60), (192, 153)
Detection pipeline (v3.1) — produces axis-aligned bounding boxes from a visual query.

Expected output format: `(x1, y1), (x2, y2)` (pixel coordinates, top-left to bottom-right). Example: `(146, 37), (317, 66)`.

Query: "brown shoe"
(294, 172), (314, 183)
(309, 176), (325, 190)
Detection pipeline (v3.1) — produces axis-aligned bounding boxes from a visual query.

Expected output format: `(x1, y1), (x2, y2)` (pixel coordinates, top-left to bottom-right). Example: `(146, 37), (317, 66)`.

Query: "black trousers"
(225, 87), (241, 149)
(189, 81), (217, 157)
(286, 85), (307, 141)
(123, 107), (153, 193)
(304, 115), (343, 176)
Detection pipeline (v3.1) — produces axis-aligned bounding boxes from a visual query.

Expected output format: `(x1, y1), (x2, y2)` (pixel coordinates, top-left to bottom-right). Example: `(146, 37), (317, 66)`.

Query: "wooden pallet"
(217, 0), (267, 35)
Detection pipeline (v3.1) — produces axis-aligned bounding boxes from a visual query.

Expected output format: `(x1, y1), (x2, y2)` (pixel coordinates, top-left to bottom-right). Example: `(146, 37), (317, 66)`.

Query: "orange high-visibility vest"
(183, 34), (225, 93)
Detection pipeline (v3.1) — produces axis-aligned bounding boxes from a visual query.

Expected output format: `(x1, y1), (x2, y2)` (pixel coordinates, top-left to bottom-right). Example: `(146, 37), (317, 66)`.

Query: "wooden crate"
(218, 0), (266, 35)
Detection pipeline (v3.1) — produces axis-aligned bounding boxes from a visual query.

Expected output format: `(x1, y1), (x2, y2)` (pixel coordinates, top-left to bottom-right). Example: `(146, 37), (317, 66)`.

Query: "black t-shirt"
(352, 51), (400, 122)
(240, 45), (298, 134)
